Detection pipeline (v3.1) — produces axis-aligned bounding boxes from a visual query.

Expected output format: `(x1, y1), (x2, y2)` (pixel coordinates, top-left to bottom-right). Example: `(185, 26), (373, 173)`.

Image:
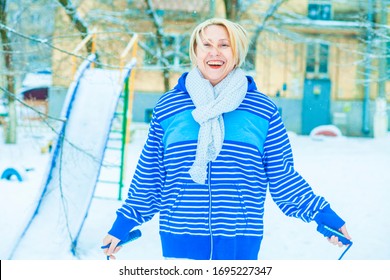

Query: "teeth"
(207, 61), (223, 66)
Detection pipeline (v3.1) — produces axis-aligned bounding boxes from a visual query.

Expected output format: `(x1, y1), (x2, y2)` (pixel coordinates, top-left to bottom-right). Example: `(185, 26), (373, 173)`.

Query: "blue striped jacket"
(108, 72), (345, 260)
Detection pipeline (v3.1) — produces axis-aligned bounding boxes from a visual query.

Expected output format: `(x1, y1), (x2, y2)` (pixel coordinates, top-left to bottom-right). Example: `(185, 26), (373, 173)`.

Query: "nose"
(208, 45), (220, 56)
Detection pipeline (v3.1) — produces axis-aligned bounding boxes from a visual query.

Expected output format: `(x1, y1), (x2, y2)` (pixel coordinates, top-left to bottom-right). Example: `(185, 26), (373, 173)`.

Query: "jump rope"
(317, 224), (353, 260)
(101, 226), (352, 260)
(101, 229), (142, 260)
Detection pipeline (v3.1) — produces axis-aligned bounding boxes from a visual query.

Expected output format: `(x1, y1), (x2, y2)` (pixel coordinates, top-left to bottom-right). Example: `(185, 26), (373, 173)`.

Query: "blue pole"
(362, 0), (374, 136)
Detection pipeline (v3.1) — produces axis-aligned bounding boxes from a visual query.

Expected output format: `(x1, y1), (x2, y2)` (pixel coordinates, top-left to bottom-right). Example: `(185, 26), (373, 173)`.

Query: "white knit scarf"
(186, 67), (248, 184)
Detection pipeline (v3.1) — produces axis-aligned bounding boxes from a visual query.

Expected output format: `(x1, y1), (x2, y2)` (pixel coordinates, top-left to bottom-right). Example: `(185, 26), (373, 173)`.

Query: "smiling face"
(195, 24), (235, 86)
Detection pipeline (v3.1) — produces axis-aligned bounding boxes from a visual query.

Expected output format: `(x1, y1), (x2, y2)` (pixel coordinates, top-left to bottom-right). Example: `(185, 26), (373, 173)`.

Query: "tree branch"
(57, 0), (93, 53)
(144, 0), (171, 91)
(245, 0), (286, 70)
(0, 23), (114, 69)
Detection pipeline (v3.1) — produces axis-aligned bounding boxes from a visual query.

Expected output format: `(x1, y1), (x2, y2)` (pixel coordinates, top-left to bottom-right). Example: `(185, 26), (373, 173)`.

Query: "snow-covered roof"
(21, 72), (52, 89)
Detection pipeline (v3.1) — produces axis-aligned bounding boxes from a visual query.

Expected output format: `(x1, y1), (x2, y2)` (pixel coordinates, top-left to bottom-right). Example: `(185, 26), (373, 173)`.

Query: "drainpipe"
(373, 0), (389, 138)
(362, 0), (374, 135)
(377, 0), (387, 99)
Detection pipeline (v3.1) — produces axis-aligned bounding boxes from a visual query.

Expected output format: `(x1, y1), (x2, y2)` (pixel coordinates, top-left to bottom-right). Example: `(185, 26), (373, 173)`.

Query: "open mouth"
(207, 60), (224, 69)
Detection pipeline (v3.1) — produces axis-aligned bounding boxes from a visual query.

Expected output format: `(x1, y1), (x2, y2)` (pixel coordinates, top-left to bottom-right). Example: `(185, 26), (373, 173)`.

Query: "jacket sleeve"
(263, 110), (345, 229)
(108, 112), (166, 240)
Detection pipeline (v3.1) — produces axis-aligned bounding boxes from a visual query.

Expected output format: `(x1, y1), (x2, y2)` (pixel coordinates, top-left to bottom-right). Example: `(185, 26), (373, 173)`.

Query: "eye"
(220, 43), (230, 48)
(202, 42), (212, 47)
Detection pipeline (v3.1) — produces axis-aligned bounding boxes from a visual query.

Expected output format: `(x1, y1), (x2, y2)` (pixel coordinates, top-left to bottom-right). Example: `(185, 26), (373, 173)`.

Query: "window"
(144, 34), (191, 71)
(318, 44), (329, 73)
(308, 0), (332, 20)
(306, 44), (316, 73)
(306, 43), (329, 77)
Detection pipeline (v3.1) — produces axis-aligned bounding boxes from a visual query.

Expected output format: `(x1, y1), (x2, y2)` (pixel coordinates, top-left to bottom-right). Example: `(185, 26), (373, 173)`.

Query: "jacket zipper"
(207, 161), (213, 260)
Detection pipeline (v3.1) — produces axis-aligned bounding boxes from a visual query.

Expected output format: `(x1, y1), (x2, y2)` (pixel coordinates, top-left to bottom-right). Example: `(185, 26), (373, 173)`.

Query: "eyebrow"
(202, 38), (230, 43)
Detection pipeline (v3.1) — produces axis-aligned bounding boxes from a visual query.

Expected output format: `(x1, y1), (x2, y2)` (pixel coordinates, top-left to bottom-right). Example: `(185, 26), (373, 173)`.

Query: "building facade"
(244, 0), (389, 136)
(9, 0), (387, 137)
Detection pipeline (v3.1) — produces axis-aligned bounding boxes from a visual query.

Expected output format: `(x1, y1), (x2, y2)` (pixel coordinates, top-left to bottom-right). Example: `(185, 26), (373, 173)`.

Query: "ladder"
(97, 61), (137, 200)
(80, 33), (138, 201)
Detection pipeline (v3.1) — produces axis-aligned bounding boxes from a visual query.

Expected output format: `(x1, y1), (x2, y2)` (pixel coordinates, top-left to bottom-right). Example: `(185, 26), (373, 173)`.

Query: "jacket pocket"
(162, 183), (210, 232)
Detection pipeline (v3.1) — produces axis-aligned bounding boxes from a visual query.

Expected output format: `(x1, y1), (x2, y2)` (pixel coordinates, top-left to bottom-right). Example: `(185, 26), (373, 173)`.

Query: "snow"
(21, 72), (52, 89)
(1, 119), (389, 261)
(1, 56), (390, 261)
(19, 71), (52, 96)
(8, 68), (127, 261)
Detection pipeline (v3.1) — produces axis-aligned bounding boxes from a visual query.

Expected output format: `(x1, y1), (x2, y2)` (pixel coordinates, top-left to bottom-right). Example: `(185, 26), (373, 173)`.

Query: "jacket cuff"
(108, 213), (139, 241)
(314, 204), (345, 230)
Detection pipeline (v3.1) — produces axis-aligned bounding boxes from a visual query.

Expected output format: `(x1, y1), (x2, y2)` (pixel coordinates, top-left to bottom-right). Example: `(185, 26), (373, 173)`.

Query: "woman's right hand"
(102, 234), (122, 260)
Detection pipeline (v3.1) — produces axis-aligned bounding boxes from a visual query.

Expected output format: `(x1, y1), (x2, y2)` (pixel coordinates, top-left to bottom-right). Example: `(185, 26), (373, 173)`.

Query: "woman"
(102, 18), (351, 260)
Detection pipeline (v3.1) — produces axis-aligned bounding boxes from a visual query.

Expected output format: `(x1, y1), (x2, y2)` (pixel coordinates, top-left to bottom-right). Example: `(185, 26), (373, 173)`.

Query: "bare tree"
(144, 0), (171, 92)
(0, 0), (17, 143)
(57, 0), (93, 54)
(245, 0), (286, 71)
(224, 0), (239, 20)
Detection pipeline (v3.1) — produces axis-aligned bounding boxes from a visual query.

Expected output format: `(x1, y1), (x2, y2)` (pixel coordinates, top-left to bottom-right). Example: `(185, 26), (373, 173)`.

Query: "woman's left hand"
(328, 224), (352, 247)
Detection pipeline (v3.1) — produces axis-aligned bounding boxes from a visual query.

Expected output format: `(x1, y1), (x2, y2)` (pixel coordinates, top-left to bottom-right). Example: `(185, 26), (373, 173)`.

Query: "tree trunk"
(224, 0), (239, 20)
(57, 0), (93, 53)
(1, 0), (17, 143)
(245, 0), (286, 71)
(145, 0), (170, 92)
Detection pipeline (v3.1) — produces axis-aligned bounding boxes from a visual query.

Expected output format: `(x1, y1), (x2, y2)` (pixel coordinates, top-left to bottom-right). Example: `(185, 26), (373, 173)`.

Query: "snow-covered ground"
(1, 122), (390, 261)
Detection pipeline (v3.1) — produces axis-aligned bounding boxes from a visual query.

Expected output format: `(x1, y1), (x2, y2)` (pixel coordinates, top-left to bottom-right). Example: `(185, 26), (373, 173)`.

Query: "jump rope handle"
(101, 229), (142, 260)
(317, 224), (353, 260)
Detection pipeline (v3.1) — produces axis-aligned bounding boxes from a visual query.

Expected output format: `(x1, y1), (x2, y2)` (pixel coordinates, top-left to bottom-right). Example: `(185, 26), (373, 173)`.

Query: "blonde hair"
(189, 18), (249, 68)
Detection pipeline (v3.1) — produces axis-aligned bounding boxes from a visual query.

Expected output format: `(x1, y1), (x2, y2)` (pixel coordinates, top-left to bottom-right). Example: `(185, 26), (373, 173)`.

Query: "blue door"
(302, 79), (331, 135)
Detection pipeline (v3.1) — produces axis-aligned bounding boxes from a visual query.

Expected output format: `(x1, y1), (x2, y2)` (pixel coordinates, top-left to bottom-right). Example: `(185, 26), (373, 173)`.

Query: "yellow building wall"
(52, 1), (142, 88)
(281, 0), (365, 15)
(246, 0), (387, 102)
(51, 0), (389, 103)
(256, 31), (367, 101)
(51, 2), (200, 92)
(331, 38), (364, 100)
(255, 32), (305, 99)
